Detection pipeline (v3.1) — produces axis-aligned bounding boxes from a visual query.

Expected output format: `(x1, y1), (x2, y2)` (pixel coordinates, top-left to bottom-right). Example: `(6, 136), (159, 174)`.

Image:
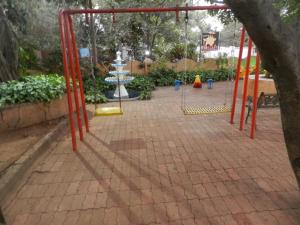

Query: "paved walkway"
(0, 122), (59, 173)
(3, 84), (300, 225)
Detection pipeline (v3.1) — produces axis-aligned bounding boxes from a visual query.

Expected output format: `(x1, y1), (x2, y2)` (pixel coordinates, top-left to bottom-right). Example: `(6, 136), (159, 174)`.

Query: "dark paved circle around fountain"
(105, 90), (140, 102)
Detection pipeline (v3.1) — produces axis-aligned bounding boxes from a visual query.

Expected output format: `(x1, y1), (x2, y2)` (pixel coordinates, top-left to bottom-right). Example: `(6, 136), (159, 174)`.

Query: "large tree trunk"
(0, 7), (18, 82)
(225, 0), (300, 186)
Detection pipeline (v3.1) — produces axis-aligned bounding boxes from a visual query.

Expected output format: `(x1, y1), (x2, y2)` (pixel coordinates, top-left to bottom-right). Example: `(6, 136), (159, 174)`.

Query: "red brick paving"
(3, 84), (300, 224)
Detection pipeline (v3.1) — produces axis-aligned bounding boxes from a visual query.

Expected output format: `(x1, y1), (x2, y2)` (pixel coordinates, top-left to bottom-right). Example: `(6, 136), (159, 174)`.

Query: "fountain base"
(114, 84), (129, 98)
(105, 90), (140, 102)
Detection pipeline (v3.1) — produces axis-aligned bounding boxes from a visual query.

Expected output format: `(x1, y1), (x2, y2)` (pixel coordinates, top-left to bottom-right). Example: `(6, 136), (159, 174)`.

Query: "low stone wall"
(0, 92), (81, 132)
(247, 75), (277, 97)
(123, 58), (218, 75)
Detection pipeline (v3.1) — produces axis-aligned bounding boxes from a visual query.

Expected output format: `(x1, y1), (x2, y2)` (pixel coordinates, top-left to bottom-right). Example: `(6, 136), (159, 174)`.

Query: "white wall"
(203, 46), (256, 59)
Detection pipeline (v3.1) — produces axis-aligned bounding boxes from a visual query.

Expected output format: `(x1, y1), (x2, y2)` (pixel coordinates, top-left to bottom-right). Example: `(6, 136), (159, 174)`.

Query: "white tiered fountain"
(105, 51), (134, 99)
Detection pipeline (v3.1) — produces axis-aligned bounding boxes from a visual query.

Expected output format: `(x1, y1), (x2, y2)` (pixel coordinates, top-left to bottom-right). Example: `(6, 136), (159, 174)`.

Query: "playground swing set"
(179, 9), (236, 115)
(59, 4), (263, 151)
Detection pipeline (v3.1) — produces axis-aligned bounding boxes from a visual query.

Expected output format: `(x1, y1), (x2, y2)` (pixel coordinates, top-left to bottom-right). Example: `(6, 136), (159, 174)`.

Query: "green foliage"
(183, 68), (234, 83)
(149, 68), (178, 86)
(0, 68), (235, 108)
(167, 43), (197, 61)
(18, 44), (38, 74)
(201, 68), (233, 82)
(0, 74), (65, 107)
(126, 76), (155, 92)
(274, 0), (300, 24)
(206, 0), (300, 26)
(216, 53), (229, 69)
(149, 67), (234, 87)
(83, 76), (113, 93)
(139, 90), (152, 100)
(208, 9), (236, 25)
(125, 76), (155, 100)
(150, 56), (169, 71)
(42, 48), (63, 74)
(82, 76), (112, 104)
(82, 75), (155, 102)
(168, 44), (185, 61)
(84, 90), (108, 104)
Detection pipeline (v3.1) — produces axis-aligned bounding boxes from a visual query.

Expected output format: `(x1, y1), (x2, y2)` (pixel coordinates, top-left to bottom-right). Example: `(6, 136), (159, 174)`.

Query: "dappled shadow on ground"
(4, 83), (300, 225)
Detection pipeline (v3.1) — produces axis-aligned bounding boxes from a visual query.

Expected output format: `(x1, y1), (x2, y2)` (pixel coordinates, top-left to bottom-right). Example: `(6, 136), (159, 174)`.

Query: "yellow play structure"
(239, 65), (256, 79)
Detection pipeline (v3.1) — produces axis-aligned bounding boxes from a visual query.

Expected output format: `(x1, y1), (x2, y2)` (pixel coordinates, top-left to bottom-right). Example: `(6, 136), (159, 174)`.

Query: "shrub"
(83, 76), (113, 93)
(126, 76), (155, 92)
(177, 71), (200, 84)
(82, 76), (112, 104)
(0, 74), (66, 107)
(81, 67), (234, 104)
(42, 48), (63, 74)
(139, 90), (152, 100)
(149, 67), (235, 87)
(168, 43), (197, 61)
(18, 44), (39, 74)
(126, 76), (155, 101)
(84, 90), (108, 104)
(150, 56), (169, 71)
(149, 68), (178, 86)
(82, 75), (155, 103)
(216, 53), (229, 69)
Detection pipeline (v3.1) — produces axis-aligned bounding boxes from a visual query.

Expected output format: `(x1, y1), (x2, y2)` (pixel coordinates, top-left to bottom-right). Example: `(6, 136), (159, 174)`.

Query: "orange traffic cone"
(193, 75), (202, 88)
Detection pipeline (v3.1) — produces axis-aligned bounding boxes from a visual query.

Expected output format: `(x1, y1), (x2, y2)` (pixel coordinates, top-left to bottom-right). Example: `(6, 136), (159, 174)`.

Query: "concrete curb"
(0, 118), (68, 204)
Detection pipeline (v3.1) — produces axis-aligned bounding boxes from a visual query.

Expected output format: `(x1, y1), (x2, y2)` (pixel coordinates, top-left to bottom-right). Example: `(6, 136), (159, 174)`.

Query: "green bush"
(150, 67), (235, 87)
(150, 56), (169, 71)
(0, 74), (66, 107)
(82, 76), (112, 104)
(42, 48), (63, 74)
(168, 43), (197, 61)
(149, 68), (178, 86)
(83, 76), (113, 93)
(81, 67), (234, 103)
(126, 76), (155, 101)
(139, 90), (152, 100)
(18, 45), (39, 74)
(84, 90), (108, 104)
(125, 76), (155, 92)
(216, 53), (229, 69)
(82, 75), (155, 103)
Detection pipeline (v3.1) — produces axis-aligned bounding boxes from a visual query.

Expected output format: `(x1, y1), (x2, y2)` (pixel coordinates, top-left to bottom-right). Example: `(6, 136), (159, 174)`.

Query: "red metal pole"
(64, 13), (84, 141)
(59, 5), (231, 151)
(230, 27), (246, 124)
(250, 53), (260, 139)
(68, 15), (90, 133)
(59, 12), (77, 151)
(64, 5), (229, 15)
(239, 38), (253, 130)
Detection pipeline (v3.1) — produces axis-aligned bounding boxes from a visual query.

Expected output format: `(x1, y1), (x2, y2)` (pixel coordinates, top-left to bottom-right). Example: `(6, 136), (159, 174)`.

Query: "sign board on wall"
(202, 32), (219, 51)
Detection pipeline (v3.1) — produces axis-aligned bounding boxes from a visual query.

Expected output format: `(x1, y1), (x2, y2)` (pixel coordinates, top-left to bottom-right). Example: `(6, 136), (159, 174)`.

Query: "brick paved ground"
(0, 122), (59, 173)
(3, 83), (300, 225)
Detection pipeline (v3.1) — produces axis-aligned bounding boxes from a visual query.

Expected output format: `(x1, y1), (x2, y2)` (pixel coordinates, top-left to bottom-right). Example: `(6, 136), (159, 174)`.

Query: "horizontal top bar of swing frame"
(62, 5), (229, 15)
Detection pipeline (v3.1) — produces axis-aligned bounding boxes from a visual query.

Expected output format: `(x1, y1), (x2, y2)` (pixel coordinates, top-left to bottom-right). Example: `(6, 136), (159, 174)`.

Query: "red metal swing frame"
(59, 4), (260, 151)
(230, 29), (261, 139)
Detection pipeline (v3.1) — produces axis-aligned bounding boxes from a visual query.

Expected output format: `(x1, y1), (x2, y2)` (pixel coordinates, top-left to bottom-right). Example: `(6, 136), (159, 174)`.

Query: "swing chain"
(184, 3), (189, 25)
(181, 3), (189, 109)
